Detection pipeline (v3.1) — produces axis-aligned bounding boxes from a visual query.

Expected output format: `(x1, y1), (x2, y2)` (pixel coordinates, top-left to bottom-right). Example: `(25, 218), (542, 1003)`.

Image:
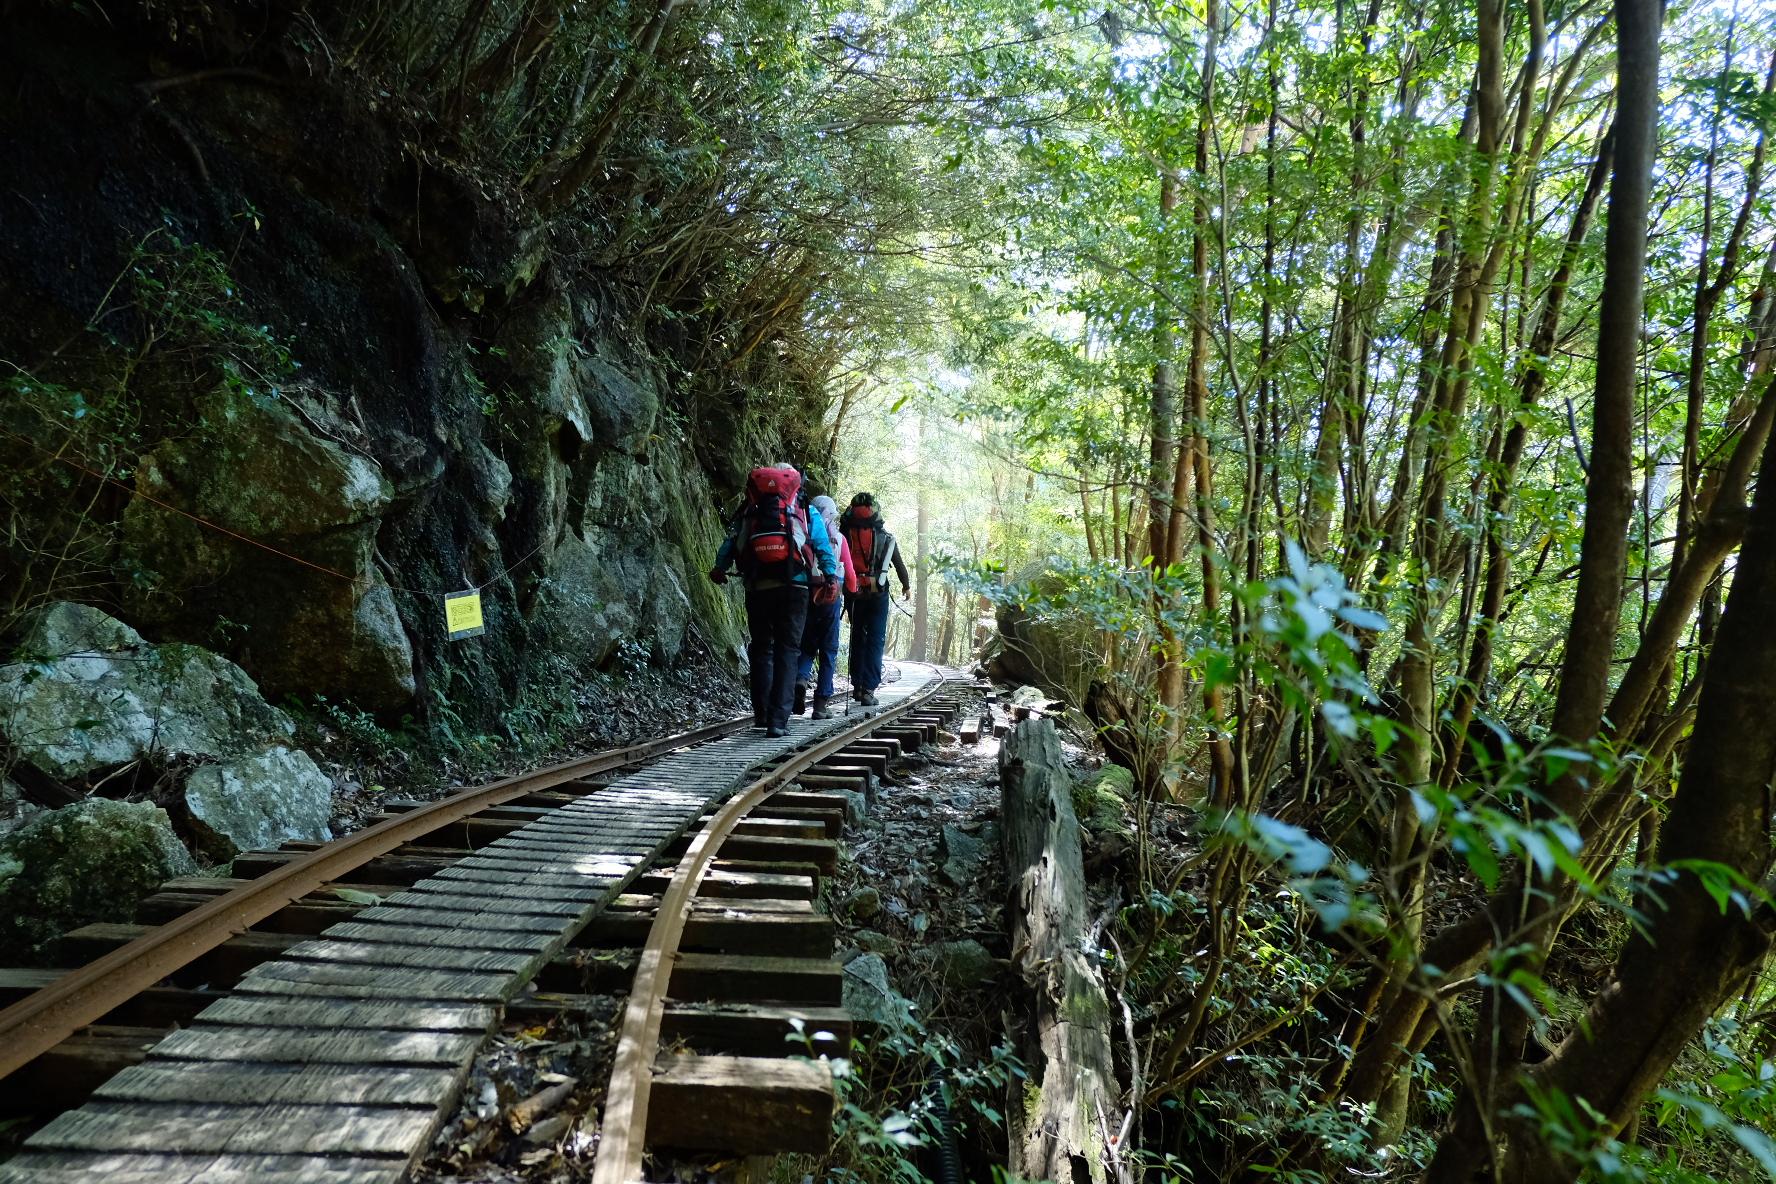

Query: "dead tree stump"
(999, 718), (1119, 1183)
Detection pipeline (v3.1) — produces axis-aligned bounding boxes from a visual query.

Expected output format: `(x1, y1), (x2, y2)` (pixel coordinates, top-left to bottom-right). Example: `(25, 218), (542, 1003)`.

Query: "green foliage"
(2, 219), (286, 631)
(781, 1009), (1026, 1184)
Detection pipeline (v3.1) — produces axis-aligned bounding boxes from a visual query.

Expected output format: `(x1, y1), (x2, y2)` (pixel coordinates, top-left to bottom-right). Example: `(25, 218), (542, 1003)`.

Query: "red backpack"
(736, 466), (813, 583)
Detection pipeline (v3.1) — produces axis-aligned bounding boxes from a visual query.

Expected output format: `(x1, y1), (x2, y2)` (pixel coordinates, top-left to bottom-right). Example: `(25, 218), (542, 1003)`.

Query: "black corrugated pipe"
(928, 1063), (965, 1184)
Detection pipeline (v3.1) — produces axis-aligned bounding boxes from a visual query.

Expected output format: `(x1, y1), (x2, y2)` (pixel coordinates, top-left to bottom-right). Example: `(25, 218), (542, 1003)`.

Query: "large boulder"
(182, 746), (334, 859)
(939, 823), (986, 887)
(1, 603), (337, 860)
(535, 532), (639, 669)
(493, 288), (596, 456)
(580, 353), (659, 454)
(0, 798), (195, 963)
(135, 390), (392, 540)
(988, 565), (1104, 704)
(0, 603), (295, 790)
(121, 389), (416, 709)
(910, 939), (1006, 990)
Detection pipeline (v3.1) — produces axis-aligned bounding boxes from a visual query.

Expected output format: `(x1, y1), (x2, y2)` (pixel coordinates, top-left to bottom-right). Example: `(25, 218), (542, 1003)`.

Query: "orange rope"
(4, 424), (367, 586)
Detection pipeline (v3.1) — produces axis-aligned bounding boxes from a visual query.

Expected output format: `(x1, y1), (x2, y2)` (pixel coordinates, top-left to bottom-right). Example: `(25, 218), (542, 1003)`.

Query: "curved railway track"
(0, 715), (751, 1082)
(592, 667), (954, 1183)
(0, 665), (965, 1183)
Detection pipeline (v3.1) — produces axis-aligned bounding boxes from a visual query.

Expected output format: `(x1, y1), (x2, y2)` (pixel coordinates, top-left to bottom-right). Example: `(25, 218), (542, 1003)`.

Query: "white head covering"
(810, 493), (840, 532)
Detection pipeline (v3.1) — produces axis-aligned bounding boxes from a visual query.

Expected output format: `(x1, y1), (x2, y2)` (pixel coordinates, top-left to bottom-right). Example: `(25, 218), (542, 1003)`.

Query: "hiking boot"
(793, 681), (809, 715)
(766, 725), (789, 738)
(861, 690), (879, 706)
(811, 698), (833, 720)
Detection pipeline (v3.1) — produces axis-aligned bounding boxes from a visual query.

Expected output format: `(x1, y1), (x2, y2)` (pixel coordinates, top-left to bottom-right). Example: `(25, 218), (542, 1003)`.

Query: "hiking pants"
(848, 592), (890, 693)
(798, 596), (842, 701)
(745, 584), (810, 729)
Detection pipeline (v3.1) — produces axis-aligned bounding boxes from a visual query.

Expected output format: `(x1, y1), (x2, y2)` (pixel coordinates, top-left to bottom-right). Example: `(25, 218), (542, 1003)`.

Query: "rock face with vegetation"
(1, 602), (336, 858)
(123, 389), (413, 710)
(0, 797), (196, 963)
(0, 3), (873, 740)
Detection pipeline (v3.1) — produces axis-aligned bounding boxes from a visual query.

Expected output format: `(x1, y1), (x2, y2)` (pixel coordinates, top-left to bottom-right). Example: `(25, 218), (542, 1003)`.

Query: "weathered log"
(999, 718), (1120, 1183)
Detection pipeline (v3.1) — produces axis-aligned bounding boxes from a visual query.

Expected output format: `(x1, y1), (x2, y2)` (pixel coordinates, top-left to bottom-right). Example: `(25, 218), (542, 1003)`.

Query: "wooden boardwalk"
(1, 675), (936, 1184)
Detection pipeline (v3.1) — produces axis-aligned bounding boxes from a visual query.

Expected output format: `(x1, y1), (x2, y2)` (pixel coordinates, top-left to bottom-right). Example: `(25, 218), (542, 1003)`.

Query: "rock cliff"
(0, 8), (812, 733)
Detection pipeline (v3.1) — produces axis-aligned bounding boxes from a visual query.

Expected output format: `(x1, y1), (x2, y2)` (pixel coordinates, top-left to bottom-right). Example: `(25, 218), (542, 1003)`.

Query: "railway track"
(0, 664), (963, 1183)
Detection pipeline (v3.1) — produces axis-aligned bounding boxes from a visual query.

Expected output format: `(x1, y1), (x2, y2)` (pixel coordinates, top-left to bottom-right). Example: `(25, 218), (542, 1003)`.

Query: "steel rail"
(591, 665), (951, 1184)
(0, 713), (751, 1080)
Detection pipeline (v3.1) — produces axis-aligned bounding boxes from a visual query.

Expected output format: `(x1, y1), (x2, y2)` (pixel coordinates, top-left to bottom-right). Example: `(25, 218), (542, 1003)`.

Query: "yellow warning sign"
(445, 590), (485, 640)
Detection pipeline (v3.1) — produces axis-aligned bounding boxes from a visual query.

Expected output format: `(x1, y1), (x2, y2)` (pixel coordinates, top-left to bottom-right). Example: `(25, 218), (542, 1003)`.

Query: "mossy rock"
(1072, 765), (1135, 838)
(989, 564), (1105, 702)
(0, 603), (296, 788)
(0, 798), (196, 964)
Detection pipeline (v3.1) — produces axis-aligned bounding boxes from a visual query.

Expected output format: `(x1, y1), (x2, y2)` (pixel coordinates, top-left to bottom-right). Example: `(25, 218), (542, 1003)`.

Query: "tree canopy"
(822, 0), (1776, 1178)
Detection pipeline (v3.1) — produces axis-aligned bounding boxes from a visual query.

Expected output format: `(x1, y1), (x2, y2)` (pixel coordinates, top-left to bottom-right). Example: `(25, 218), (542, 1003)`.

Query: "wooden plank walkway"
(0, 675), (935, 1184)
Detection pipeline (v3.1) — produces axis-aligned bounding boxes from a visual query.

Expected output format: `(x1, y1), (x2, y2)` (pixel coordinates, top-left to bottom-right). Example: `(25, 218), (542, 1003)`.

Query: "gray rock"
(182, 746), (335, 859)
(0, 798), (196, 962)
(494, 289), (595, 452)
(940, 823), (983, 860)
(987, 563), (1104, 702)
(535, 532), (638, 669)
(0, 603), (296, 787)
(912, 939), (1004, 990)
(840, 788), (868, 826)
(120, 390), (416, 709)
(843, 886), (882, 921)
(940, 823), (985, 886)
(132, 390), (392, 537)
(0, 777), (43, 839)
(458, 440), (514, 568)
(580, 354), (659, 453)
(842, 953), (914, 1031)
(644, 564), (693, 661)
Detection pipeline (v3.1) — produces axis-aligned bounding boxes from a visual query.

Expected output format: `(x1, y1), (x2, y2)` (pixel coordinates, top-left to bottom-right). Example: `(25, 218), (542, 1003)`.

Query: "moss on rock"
(0, 798), (196, 964)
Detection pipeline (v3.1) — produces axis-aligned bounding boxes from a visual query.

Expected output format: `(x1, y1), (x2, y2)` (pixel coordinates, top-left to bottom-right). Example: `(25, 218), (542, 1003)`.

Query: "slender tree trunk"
(1458, 332), (1776, 1184)
(1187, 0), (1233, 803)
(1428, 3), (1665, 1174)
(1147, 169), (1187, 776)
(1438, 126), (1614, 783)
(911, 412), (931, 662)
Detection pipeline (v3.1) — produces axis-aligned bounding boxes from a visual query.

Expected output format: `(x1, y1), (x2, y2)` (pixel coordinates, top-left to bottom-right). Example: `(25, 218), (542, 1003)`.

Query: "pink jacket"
(837, 534), (859, 594)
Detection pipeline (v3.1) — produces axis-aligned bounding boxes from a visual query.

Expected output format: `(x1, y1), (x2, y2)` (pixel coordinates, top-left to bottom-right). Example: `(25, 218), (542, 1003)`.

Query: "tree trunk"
(1427, 1), (1667, 1173)
(1187, 0), (1232, 803)
(1449, 307), (1776, 1184)
(1000, 719), (1120, 1184)
(911, 410), (930, 661)
(1439, 124), (1614, 783)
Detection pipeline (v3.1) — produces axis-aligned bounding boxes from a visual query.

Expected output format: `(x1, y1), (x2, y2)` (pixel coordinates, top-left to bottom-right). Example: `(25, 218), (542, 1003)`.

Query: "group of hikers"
(709, 464), (911, 736)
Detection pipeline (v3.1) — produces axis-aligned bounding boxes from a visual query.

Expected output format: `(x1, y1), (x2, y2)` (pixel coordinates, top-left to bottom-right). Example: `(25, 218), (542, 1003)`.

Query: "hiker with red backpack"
(795, 494), (858, 720)
(709, 464), (839, 737)
(839, 492), (911, 706)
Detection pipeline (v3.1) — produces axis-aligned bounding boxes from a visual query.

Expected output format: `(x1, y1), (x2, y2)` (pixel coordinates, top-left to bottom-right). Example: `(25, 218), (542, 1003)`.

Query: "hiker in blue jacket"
(710, 465), (839, 736)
